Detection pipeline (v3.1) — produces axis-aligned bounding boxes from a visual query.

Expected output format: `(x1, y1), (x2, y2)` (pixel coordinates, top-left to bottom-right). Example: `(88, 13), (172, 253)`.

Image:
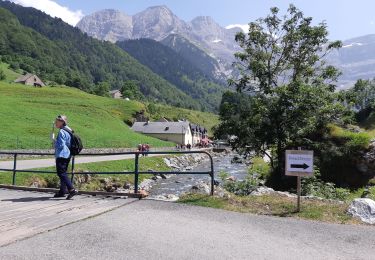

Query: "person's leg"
(56, 158), (68, 195)
(56, 158), (74, 191)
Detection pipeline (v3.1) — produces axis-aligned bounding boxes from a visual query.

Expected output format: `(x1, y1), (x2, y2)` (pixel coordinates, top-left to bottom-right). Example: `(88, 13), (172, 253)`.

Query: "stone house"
(14, 73), (45, 87)
(109, 90), (122, 99)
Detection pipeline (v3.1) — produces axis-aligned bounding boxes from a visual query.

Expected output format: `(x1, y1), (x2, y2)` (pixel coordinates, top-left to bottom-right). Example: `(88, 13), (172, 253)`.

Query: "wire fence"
(0, 150), (215, 196)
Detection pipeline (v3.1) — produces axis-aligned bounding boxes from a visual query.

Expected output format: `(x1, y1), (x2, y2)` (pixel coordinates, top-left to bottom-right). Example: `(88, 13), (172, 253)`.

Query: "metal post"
(134, 153), (139, 194)
(70, 156), (75, 183)
(12, 153), (17, 185)
(209, 153), (214, 196)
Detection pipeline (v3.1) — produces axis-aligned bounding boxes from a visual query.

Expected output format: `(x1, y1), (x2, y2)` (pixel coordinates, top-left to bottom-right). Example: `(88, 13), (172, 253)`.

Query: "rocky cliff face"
(77, 9), (133, 42)
(132, 6), (192, 41)
(160, 34), (229, 81)
(328, 34), (375, 88)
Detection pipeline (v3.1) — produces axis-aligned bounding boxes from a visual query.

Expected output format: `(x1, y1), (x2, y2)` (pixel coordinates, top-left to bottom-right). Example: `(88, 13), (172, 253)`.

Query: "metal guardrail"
(0, 151), (215, 196)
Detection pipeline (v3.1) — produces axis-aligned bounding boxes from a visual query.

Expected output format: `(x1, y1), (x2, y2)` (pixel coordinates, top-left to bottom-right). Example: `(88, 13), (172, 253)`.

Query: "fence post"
(12, 153), (17, 185)
(134, 153), (139, 194)
(70, 156), (75, 183)
(209, 153), (214, 196)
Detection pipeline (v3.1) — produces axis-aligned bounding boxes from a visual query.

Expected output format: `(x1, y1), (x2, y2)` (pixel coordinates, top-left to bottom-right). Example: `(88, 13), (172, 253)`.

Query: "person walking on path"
(53, 115), (78, 200)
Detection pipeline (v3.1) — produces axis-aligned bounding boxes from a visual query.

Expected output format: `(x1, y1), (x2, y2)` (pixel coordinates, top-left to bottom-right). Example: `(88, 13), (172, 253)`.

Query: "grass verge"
(179, 193), (362, 225)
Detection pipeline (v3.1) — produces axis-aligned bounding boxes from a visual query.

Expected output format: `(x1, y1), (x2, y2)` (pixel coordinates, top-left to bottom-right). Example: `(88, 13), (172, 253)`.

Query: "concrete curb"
(0, 185), (145, 199)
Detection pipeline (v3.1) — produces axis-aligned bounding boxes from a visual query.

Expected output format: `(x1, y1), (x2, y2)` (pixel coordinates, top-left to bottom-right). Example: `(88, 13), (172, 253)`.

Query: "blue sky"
(10, 0), (375, 40)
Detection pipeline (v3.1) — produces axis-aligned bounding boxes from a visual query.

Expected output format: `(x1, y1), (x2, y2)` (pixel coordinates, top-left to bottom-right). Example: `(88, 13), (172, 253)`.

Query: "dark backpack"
(64, 128), (83, 156)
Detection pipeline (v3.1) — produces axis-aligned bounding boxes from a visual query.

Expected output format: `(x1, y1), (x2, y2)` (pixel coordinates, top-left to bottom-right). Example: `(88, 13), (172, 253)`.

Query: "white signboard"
(285, 150), (314, 177)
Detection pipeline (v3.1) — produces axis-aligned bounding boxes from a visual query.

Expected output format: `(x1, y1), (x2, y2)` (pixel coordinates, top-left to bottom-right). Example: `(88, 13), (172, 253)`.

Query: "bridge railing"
(0, 150), (214, 195)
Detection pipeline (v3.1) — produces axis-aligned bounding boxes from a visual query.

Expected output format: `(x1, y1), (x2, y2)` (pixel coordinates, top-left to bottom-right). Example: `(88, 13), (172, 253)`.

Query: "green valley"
(0, 2), (203, 110)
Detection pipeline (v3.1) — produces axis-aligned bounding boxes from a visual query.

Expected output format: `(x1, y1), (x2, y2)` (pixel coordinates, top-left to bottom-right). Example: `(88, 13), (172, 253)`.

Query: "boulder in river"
(191, 182), (211, 195)
(226, 176), (236, 182)
(347, 198), (375, 224)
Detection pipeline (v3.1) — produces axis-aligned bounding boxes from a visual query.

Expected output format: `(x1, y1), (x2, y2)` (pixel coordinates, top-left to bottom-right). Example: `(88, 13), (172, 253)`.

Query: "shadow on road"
(1, 196), (59, 202)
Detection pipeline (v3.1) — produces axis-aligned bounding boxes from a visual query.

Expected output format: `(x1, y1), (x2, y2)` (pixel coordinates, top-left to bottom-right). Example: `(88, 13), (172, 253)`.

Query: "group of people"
(176, 143), (192, 150)
(138, 143), (151, 156)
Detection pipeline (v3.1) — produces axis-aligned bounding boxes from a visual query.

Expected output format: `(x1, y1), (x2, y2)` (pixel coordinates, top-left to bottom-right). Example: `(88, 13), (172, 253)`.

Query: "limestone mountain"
(160, 34), (228, 82)
(76, 6), (240, 80)
(328, 34), (375, 88)
(189, 16), (241, 63)
(132, 6), (192, 41)
(77, 9), (133, 42)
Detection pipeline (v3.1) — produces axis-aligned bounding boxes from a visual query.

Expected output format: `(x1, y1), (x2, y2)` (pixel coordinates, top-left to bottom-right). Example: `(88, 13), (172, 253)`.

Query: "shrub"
(249, 157), (270, 180)
(223, 176), (260, 196)
(0, 69), (5, 80)
(218, 171), (229, 181)
(302, 169), (350, 200)
(316, 125), (372, 188)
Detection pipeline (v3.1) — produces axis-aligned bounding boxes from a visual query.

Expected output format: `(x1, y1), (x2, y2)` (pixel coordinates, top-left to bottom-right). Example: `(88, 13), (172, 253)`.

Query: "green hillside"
(0, 81), (175, 149)
(161, 34), (224, 83)
(117, 39), (226, 112)
(146, 103), (219, 134)
(0, 65), (219, 149)
(0, 2), (201, 110)
(0, 62), (21, 81)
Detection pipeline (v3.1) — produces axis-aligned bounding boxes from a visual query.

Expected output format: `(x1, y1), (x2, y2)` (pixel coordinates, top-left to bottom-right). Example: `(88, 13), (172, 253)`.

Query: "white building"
(132, 121), (193, 145)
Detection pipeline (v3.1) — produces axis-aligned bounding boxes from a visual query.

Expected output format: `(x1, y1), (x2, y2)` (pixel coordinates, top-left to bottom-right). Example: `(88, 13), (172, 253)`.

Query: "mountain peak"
(83, 9), (130, 18)
(76, 8), (132, 42)
(192, 16), (216, 24)
(147, 5), (172, 11)
(132, 5), (189, 41)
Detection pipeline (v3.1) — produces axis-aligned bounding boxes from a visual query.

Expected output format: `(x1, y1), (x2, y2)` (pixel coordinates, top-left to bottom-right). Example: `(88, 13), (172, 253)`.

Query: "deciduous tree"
(216, 5), (345, 189)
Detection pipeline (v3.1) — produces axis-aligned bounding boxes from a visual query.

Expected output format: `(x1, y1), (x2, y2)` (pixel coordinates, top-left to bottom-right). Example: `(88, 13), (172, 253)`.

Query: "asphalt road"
(1, 199), (374, 259)
(0, 154), (157, 170)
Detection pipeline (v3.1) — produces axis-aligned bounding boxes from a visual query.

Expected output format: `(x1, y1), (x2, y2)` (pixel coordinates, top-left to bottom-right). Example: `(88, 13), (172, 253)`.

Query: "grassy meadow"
(0, 81), (174, 149)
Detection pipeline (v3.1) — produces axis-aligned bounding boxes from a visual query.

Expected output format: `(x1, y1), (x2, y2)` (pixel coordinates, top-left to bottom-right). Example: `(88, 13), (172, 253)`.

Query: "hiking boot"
(66, 189), (78, 200)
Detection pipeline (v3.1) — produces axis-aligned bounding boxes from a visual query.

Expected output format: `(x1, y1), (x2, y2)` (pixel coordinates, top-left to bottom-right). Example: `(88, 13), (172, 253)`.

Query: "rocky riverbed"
(144, 150), (250, 201)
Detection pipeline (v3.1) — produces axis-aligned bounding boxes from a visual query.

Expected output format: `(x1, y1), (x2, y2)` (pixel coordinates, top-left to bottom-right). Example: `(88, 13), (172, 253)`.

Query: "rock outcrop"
(348, 198), (375, 224)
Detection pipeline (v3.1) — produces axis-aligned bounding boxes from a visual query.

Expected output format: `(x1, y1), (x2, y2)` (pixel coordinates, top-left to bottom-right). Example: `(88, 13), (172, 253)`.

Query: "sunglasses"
(56, 115), (65, 122)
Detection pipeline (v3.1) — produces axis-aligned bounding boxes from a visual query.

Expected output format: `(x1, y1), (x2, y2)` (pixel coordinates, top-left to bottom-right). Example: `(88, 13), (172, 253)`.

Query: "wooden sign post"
(285, 149), (314, 212)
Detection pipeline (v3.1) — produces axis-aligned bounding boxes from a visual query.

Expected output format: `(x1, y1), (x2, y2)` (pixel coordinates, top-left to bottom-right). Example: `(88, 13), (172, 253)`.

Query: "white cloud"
(11, 0), (84, 25)
(225, 24), (249, 33)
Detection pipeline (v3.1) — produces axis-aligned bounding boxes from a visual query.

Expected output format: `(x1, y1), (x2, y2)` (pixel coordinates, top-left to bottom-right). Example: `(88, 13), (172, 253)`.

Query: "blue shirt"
(55, 127), (72, 159)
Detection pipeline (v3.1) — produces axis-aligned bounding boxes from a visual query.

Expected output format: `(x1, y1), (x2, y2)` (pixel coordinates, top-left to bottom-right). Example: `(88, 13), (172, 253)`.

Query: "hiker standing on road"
(53, 115), (78, 200)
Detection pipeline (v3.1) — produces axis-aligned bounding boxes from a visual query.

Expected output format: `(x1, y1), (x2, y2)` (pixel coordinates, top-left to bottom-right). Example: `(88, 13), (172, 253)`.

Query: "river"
(148, 152), (249, 199)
